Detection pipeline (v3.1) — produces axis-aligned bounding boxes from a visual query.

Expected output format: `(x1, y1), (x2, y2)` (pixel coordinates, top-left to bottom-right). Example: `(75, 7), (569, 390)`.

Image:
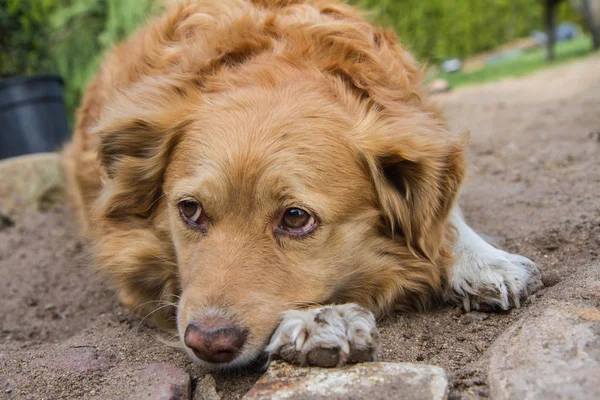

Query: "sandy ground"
(1, 55), (599, 399)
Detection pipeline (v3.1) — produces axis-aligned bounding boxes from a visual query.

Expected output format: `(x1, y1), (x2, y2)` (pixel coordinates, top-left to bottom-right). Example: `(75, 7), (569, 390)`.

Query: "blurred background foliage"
(353, 0), (579, 61)
(0, 0), (584, 120)
(1, 0), (162, 117)
(48, 0), (163, 116)
(0, 0), (56, 77)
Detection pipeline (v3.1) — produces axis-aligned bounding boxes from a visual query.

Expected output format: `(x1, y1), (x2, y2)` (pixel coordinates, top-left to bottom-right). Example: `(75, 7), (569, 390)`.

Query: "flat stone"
(132, 363), (191, 400)
(0, 153), (65, 223)
(32, 346), (118, 373)
(194, 374), (221, 400)
(95, 362), (191, 400)
(243, 361), (448, 400)
(489, 303), (600, 400)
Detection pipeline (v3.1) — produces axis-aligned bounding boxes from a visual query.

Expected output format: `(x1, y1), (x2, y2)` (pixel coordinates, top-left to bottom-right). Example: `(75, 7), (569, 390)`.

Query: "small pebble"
(194, 374), (220, 400)
(475, 341), (487, 352)
(448, 392), (462, 400)
(541, 271), (560, 287)
(25, 297), (38, 307)
(462, 311), (490, 325)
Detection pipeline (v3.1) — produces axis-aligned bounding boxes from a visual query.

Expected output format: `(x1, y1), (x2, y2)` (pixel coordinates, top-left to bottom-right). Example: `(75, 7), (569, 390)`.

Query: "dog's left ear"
(356, 110), (467, 261)
(92, 80), (195, 221)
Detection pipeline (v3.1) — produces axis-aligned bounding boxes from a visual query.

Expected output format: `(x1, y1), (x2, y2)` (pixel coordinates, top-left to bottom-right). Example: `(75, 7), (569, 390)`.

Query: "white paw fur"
(266, 303), (380, 367)
(449, 207), (542, 311)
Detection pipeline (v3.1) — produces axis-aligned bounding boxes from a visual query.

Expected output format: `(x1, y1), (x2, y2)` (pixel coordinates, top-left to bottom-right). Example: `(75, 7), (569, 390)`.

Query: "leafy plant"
(0, 0), (56, 77)
(353, 0), (581, 63)
(48, 0), (163, 118)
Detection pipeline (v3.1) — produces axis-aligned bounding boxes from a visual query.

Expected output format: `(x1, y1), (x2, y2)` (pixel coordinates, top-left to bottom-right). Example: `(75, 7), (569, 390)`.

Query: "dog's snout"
(184, 321), (248, 364)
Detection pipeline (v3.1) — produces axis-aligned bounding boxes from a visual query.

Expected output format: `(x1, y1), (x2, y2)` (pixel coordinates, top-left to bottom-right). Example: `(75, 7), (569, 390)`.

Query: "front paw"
(450, 250), (542, 312)
(265, 303), (380, 368)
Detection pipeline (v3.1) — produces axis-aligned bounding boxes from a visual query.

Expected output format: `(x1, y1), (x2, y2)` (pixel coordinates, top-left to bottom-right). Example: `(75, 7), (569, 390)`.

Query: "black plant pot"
(0, 74), (70, 160)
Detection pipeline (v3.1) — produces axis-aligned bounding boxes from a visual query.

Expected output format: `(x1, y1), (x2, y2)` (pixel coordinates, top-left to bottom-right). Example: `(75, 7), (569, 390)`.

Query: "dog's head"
(90, 3), (465, 369)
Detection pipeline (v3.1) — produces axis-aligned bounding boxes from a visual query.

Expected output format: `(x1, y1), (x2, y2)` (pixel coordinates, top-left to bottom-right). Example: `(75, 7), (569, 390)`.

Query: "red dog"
(64, 0), (541, 368)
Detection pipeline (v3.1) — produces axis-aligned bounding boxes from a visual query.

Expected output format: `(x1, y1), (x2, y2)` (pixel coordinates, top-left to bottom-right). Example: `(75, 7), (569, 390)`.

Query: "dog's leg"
(266, 303), (380, 367)
(448, 206), (542, 311)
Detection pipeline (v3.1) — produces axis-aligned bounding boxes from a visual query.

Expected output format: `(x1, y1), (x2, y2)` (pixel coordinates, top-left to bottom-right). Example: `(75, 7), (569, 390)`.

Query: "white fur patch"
(266, 303), (380, 367)
(448, 207), (542, 311)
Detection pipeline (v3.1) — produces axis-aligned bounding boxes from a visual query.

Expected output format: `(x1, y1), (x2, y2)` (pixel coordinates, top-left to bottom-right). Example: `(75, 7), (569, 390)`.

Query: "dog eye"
(278, 208), (317, 236)
(178, 200), (204, 226)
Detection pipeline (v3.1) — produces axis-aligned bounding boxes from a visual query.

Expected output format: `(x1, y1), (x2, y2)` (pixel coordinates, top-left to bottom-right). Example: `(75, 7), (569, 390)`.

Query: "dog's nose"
(184, 322), (247, 364)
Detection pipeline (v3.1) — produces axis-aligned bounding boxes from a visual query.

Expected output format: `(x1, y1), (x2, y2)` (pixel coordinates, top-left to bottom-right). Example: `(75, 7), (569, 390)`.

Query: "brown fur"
(63, 0), (466, 358)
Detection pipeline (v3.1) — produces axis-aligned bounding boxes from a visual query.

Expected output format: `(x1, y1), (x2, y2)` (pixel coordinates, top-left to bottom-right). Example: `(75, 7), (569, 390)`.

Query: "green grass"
(437, 35), (596, 88)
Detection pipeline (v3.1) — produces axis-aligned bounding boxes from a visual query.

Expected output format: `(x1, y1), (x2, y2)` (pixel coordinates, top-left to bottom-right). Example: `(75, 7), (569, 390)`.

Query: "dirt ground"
(1, 55), (599, 399)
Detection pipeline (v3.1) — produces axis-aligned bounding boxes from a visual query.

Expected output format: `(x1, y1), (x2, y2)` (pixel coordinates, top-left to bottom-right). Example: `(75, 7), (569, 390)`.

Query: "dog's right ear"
(93, 79), (196, 221)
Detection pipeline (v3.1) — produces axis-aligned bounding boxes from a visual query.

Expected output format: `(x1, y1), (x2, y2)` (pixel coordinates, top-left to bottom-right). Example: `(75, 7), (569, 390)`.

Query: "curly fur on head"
(64, 0), (466, 366)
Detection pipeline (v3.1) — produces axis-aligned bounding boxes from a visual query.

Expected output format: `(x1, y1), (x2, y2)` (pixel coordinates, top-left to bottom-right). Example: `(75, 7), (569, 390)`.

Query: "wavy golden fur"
(64, 0), (466, 363)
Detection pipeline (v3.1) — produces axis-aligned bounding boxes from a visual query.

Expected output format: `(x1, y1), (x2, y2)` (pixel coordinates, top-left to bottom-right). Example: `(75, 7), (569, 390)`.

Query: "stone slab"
(489, 303), (600, 400)
(0, 153), (65, 224)
(243, 361), (448, 400)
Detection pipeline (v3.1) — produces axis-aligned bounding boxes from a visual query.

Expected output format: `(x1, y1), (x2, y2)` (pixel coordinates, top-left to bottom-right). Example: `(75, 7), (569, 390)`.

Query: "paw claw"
(462, 295), (471, 312)
(513, 297), (521, 309)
